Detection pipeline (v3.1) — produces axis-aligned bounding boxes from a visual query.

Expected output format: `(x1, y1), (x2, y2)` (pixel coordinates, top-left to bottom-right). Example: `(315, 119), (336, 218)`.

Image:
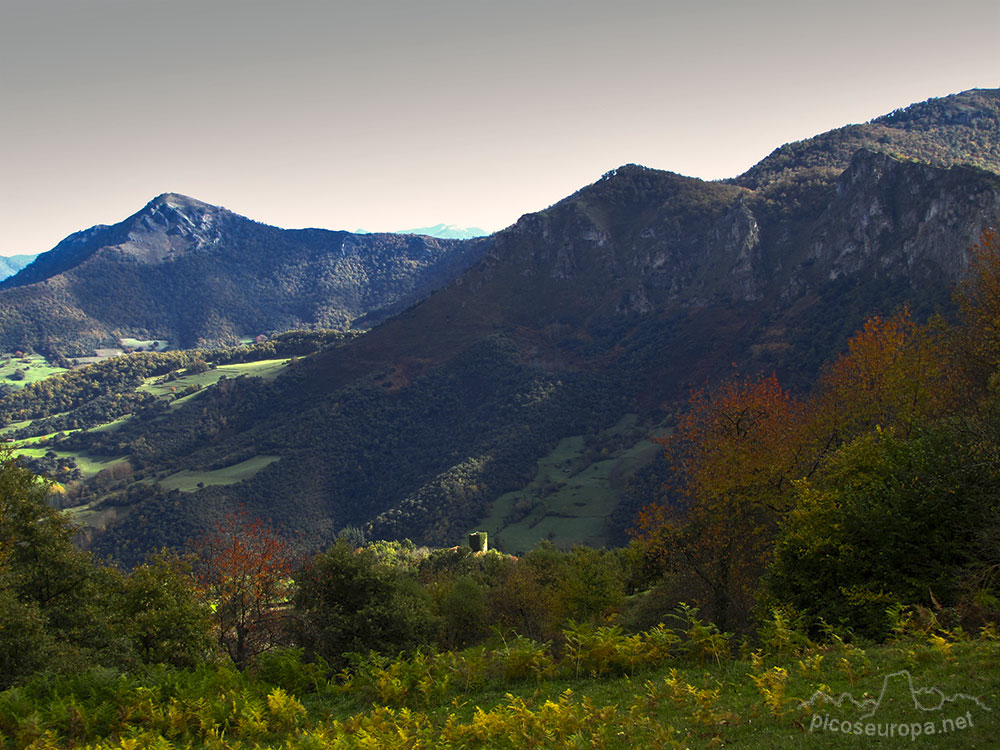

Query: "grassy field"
(138, 358), (292, 399)
(63, 498), (126, 530)
(476, 414), (665, 553)
(87, 415), (132, 433)
(10, 430), (78, 445)
(154, 455), (281, 492)
(12, 446), (129, 478)
(0, 353), (67, 387)
(0, 418), (32, 435)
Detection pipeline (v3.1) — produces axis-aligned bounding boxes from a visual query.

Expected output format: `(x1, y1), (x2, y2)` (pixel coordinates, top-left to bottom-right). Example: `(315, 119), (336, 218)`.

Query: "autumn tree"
(633, 313), (958, 632)
(194, 508), (293, 669)
(956, 229), (1000, 376)
(812, 309), (959, 441)
(763, 253), (995, 636)
(634, 374), (811, 630)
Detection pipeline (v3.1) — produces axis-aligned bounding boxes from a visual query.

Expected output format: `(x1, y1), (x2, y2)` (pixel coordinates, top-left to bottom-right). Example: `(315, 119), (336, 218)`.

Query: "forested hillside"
(734, 87), (1000, 189)
(3, 89), (999, 567)
(2, 87), (1000, 747)
(0, 194), (489, 355)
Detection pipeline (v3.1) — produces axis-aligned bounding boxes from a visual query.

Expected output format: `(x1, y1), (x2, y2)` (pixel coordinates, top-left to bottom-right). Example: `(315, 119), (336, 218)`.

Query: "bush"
(293, 541), (440, 666)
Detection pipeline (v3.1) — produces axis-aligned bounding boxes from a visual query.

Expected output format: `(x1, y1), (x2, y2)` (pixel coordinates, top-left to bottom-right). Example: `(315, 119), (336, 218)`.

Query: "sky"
(2, 0), (998, 257)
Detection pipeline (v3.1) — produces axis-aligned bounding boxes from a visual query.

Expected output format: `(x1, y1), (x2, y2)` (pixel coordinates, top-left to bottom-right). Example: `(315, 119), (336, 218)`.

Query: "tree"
(767, 427), (997, 638)
(292, 540), (438, 666)
(0, 449), (121, 681)
(956, 229), (1000, 376)
(0, 550), (54, 687)
(633, 374), (808, 630)
(194, 509), (293, 669)
(111, 550), (215, 669)
(813, 309), (958, 441)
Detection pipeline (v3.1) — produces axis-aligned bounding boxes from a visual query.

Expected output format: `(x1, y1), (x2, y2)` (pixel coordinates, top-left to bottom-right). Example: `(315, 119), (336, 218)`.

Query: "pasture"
(0, 353), (67, 387)
(12, 446), (129, 478)
(476, 414), (665, 553)
(154, 455), (281, 492)
(138, 358), (292, 399)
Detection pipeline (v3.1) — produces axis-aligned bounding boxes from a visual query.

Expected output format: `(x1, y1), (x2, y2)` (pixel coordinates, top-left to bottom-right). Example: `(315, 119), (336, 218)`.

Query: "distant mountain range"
(0, 196), (489, 355)
(5, 87), (1000, 563)
(356, 224), (489, 240)
(0, 254), (37, 281)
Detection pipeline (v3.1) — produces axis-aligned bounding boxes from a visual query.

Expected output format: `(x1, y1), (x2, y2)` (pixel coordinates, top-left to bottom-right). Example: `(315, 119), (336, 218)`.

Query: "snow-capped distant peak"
(354, 224), (489, 240)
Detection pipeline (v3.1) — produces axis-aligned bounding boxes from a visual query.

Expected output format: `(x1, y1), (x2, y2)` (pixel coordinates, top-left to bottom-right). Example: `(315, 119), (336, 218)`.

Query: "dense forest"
(733, 88), (1000, 189)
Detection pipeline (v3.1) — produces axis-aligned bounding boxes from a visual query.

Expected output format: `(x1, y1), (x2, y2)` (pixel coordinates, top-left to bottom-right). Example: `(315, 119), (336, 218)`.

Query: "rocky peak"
(115, 193), (233, 262)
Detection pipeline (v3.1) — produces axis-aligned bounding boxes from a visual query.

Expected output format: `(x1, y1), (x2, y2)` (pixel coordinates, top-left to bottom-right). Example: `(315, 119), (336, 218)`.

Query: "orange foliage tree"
(194, 508), (293, 669)
(634, 374), (810, 630)
(635, 231), (995, 633)
(956, 229), (1000, 383)
(634, 312), (961, 630)
(813, 309), (959, 441)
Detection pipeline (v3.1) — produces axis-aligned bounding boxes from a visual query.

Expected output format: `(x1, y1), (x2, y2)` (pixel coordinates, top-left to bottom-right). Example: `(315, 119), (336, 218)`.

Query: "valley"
(0, 84), (999, 750)
(0, 88), (993, 565)
(0, 89), (997, 567)
(6, 1), (1000, 743)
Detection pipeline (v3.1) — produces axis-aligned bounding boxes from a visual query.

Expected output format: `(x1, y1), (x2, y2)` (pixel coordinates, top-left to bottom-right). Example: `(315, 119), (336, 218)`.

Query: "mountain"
(0, 254), (37, 281)
(355, 224), (489, 240)
(395, 224), (489, 240)
(734, 87), (1000, 189)
(21, 88), (1000, 563)
(0, 195), (490, 355)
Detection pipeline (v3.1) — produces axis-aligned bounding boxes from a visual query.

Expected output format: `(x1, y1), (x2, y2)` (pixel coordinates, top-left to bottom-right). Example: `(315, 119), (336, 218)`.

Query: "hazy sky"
(2, 0), (998, 256)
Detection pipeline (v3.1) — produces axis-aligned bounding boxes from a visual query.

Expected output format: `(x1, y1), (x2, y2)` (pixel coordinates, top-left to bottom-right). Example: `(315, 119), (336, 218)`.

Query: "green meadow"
(477, 414), (665, 553)
(154, 455), (281, 492)
(0, 353), (67, 387)
(119, 337), (169, 351)
(138, 358), (292, 399)
(12, 446), (129, 478)
(1, 619), (995, 749)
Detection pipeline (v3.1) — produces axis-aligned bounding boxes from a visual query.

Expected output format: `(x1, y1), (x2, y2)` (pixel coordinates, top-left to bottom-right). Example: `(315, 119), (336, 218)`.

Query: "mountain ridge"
(733, 88), (1000, 189)
(6, 87), (1000, 562)
(0, 197), (491, 355)
(355, 224), (489, 240)
(78, 152), (1000, 560)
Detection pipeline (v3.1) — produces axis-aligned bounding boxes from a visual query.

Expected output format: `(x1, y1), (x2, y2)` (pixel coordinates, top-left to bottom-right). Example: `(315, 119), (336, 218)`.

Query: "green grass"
(0, 418), (32, 436)
(139, 358), (292, 399)
(87, 415), (132, 433)
(11, 447), (128, 478)
(10, 430), (78, 445)
(476, 414), (663, 554)
(0, 353), (67, 387)
(63, 498), (126, 529)
(298, 633), (999, 748)
(154, 455), (281, 492)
